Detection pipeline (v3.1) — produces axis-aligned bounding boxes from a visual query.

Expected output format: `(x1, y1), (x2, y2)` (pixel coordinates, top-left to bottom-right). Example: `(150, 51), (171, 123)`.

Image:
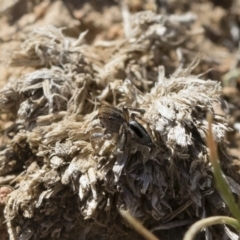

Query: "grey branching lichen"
(0, 9), (233, 240)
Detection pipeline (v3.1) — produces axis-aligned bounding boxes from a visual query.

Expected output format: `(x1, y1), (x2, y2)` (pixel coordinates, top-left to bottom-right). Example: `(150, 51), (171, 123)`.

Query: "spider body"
(98, 105), (154, 150)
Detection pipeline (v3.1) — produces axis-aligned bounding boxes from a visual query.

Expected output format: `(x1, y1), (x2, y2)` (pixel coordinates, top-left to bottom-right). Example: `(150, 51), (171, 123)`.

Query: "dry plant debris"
(0, 1), (240, 240)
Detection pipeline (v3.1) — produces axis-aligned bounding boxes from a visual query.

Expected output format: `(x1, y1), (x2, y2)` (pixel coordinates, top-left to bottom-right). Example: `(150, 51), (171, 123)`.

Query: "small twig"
(151, 219), (194, 232)
(163, 200), (192, 222)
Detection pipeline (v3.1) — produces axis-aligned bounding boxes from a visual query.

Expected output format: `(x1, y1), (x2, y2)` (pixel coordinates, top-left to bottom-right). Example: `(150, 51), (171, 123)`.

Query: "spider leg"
(123, 106), (146, 121)
(91, 130), (112, 140)
(122, 106), (130, 122)
(117, 122), (129, 152)
(123, 106), (146, 114)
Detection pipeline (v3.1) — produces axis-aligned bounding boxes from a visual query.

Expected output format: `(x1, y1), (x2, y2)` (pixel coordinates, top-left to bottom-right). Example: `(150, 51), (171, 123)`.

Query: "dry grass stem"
(120, 209), (159, 240)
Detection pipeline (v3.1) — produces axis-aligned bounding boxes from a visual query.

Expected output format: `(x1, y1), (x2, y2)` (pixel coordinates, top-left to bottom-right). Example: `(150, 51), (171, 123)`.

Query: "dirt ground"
(0, 0), (240, 240)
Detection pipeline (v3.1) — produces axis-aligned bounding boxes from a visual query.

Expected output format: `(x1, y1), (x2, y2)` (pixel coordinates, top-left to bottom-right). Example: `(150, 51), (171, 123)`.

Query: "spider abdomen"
(129, 120), (153, 147)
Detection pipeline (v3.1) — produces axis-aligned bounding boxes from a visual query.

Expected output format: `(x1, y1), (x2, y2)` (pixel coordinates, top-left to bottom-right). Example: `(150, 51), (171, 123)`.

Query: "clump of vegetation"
(0, 1), (240, 239)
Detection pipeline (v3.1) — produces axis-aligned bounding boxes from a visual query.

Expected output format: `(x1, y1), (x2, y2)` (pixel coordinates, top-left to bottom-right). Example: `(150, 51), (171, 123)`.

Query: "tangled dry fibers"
(0, 8), (237, 240)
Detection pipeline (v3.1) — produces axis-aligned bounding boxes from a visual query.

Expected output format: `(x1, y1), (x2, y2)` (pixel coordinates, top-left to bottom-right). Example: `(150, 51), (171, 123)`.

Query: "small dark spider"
(97, 105), (154, 151)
